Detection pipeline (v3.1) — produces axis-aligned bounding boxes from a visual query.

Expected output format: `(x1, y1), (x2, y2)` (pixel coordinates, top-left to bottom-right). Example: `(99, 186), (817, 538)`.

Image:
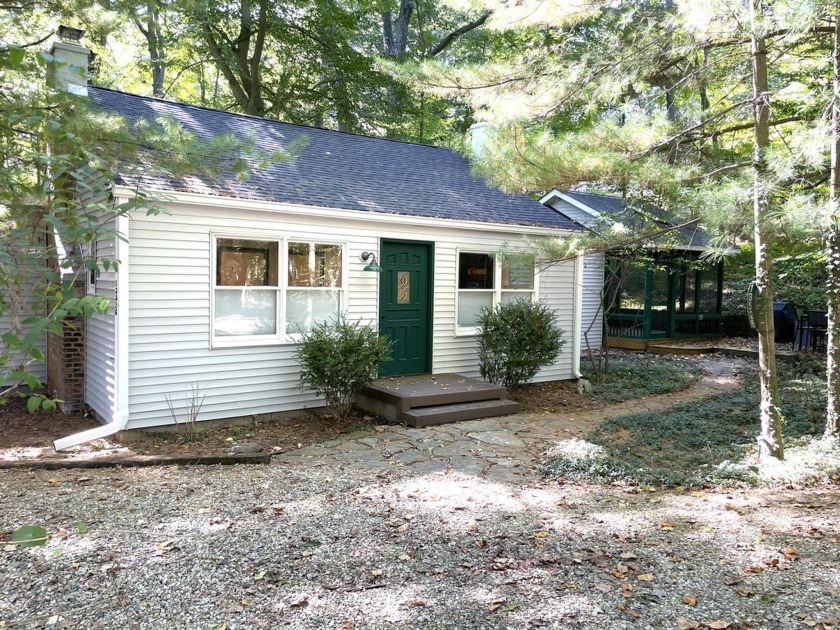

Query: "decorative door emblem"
(397, 271), (410, 304)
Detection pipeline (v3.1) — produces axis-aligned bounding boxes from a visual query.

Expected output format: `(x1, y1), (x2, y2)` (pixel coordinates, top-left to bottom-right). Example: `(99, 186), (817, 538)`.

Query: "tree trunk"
(201, 0), (269, 117)
(750, 0), (785, 460)
(381, 0), (414, 136)
(133, 2), (166, 98)
(825, 0), (840, 438)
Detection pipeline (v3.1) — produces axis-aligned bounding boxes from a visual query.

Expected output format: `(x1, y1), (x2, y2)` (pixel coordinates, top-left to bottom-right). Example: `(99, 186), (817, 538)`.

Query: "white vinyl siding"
(82, 173), (119, 422)
(546, 196), (601, 227)
(124, 201), (577, 429)
(580, 253), (605, 351)
(0, 272), (48, 386)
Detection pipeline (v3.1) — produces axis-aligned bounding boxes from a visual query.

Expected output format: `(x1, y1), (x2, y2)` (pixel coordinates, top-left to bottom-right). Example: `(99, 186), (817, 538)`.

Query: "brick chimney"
(46, 26), (91, 413)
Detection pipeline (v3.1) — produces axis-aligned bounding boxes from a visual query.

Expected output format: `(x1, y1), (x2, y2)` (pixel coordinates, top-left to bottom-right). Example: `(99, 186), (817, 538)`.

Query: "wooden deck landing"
(357, 374), (520, 428)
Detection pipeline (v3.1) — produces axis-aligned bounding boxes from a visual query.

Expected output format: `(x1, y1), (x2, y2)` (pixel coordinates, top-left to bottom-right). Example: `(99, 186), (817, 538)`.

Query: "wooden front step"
(401, 399), (521, 428)
(357, 373), (520, 426)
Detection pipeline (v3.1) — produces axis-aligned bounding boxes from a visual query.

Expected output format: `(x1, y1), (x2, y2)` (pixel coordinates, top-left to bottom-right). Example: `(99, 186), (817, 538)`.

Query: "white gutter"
(54, 208), (131, 451)
(572, 252), (584, 379)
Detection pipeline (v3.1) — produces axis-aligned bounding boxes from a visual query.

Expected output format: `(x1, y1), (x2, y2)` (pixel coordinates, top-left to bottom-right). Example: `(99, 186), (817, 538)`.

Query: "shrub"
(297, 319), (391, 420)
(477, 299), (565, 391)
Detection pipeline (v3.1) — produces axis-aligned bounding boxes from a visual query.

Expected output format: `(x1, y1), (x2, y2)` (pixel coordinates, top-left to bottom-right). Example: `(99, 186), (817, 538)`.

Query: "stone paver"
(289, 356), (745, 484)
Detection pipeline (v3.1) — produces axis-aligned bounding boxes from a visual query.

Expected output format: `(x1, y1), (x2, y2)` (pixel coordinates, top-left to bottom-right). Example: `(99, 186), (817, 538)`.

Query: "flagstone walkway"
(277, 355), (747, 484)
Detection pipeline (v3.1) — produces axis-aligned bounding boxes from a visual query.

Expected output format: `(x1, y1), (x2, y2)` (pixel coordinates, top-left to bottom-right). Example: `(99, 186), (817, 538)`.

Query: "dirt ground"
(0, 379), (600, 462)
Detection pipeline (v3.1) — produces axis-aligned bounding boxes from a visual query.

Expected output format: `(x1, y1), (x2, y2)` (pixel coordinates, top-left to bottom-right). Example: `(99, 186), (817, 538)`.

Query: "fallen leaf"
(398, 553), (412, 561)
(619, 552), (638, 560)
(676, 619), (700, 630)
(637, 573), (654, 582)
(706, 621), (731, 629)
(683, 596), (697, 607)
(48, 478), (60, 484)
(628, 609), (641, 619)
(593, 583), (613, 593)
(781, 547), (798, 559)
(271, 505), (285, 515)
(660, 522), (676, 531)
(405, 599), (425, 607)
(745, 565), (765, 574)
(735, 586), (753, 597)
(254, 571), (266, 580)
(370, 569), (383, 576)
(532, 531), (549, 538)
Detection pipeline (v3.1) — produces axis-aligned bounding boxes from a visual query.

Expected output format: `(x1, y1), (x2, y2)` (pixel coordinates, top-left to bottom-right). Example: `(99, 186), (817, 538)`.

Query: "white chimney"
(469, 121), (495, 158)
(49, 25), (90, 96)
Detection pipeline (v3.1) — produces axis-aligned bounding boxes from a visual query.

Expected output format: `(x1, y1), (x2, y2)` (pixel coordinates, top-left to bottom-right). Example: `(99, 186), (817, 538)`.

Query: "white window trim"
(454, 249), (539, 337)
(210, 233), (347, 348)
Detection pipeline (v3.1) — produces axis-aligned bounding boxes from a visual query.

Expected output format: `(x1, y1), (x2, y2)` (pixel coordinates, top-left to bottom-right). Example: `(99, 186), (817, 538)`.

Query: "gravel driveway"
(2, 452), (838, 629)
(2, 357), (838, 629)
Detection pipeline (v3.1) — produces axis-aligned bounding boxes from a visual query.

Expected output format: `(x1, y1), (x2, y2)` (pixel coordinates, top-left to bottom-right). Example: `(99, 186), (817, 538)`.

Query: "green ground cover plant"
(546, 356), (827, 488)
(581, 354), (704, 404)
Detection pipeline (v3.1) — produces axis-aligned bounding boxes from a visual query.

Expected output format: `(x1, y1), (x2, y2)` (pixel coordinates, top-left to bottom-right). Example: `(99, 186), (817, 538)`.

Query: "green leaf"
(11, 525), (49, 547)
(75, 521), (89, 534)
(8, 47), (25, 68)
(36, 51), (55, 66)
(29, 347), (45, 362)
(26, 396), (41, 413)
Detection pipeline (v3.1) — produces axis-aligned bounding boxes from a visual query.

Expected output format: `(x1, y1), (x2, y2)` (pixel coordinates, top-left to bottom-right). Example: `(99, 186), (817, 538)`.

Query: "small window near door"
(285, 242), (343, 335)
(457, 252), (536, 331)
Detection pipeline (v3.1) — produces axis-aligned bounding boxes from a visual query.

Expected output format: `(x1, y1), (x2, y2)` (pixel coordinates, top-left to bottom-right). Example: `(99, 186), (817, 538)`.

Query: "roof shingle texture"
(561, 191), (711, 247)
(89, 87), (580, 231)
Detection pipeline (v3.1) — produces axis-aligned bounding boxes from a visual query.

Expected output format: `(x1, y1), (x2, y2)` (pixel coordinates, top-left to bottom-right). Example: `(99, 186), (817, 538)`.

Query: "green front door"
(379, 239), (433, 376)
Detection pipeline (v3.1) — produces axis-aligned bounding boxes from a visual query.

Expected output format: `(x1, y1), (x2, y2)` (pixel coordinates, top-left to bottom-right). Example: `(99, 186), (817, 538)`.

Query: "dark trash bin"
(773, 302), (796, 343)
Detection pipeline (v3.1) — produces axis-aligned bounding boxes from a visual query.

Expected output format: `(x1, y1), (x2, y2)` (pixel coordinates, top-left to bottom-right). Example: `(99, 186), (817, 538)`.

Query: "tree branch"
(426, 11), (491, 58)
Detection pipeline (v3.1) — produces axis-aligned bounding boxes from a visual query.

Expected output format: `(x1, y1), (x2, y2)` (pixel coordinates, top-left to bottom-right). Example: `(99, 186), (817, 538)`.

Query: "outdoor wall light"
(360, 251), (382, 272)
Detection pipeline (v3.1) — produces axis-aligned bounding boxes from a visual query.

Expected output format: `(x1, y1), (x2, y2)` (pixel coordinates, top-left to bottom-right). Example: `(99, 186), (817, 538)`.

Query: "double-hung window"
(212, 236), (344, 344)
(456, 251), (536, 333)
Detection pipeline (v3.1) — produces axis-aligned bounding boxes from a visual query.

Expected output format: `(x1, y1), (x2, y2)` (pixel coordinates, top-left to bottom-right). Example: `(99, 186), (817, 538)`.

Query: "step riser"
(400, 400), (521, 428)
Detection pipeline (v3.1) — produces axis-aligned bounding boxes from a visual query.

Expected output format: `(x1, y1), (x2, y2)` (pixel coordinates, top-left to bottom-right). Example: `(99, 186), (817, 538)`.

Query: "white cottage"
(42, 50), (589, 448)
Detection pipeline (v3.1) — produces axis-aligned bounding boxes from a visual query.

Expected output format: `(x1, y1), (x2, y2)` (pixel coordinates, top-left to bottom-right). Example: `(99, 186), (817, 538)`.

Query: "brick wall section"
(47, 315), (86, 413)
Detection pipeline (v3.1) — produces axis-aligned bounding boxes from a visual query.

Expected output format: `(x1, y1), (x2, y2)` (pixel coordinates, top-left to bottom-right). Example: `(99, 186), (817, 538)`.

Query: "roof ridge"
(87, 85), (451, 151)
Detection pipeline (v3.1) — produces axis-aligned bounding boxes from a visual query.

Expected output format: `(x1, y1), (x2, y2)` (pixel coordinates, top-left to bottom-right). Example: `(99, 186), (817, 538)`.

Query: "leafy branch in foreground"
(1, 42), (298, 408)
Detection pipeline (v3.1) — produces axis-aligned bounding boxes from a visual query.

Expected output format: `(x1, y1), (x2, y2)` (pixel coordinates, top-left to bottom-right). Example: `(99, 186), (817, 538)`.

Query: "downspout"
(572, 252), (584, 379)
(54, 209), (130, 450)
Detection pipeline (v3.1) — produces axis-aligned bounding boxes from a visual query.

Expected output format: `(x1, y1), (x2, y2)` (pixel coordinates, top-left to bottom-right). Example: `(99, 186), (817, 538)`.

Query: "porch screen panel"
(617, 260), (646, 312)
(699, 269), (718, 313)
(677, 266), (696, 313)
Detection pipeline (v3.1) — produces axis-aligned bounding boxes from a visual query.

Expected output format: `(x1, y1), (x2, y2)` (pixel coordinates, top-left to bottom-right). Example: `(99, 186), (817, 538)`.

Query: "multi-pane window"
(286, 242), (343, 334)
(456, 252), (535, 330)
(213, 236), (343, 343)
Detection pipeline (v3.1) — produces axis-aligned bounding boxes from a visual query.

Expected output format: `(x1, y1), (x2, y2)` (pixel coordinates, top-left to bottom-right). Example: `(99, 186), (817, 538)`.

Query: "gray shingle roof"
(561, 191), (711, 247)
(88, 87), (580, 231)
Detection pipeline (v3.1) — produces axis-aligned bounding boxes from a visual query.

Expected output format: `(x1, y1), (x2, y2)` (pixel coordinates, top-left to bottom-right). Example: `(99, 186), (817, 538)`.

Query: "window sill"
(454, 327), (480, 337)
(211, 336), (297, 349)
